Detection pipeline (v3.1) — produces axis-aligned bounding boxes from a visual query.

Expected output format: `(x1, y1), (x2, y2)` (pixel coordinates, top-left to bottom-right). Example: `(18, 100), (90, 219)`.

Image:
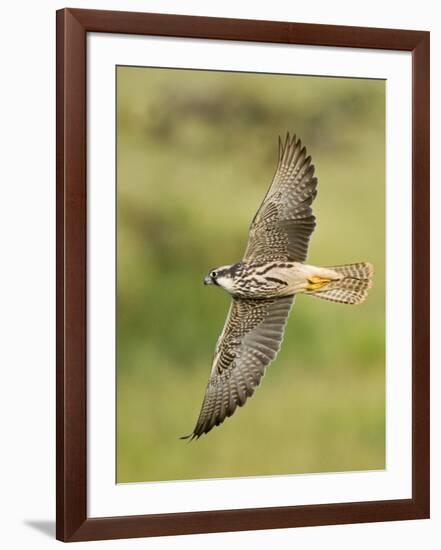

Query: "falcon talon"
(183, 133), (374, 440)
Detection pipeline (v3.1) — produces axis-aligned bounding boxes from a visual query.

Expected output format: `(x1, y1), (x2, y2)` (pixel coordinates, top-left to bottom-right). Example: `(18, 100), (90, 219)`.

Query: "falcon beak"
(204, 276), (212, 285)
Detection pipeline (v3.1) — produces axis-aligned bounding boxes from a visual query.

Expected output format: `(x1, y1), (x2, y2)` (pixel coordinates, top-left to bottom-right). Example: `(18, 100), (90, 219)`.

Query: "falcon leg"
(306, 276), (331, 291)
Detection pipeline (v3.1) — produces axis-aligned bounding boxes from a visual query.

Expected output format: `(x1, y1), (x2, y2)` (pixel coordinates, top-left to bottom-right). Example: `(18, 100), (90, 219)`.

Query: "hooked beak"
(204, 276), (212, 285)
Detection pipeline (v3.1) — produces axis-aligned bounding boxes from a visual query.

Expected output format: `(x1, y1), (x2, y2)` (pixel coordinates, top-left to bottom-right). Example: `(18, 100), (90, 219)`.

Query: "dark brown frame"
(56, 7), (430, 542)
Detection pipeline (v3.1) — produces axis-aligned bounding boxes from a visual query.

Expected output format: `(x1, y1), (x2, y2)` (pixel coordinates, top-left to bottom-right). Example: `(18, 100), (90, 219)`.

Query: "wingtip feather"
(179, 432), (199, 442)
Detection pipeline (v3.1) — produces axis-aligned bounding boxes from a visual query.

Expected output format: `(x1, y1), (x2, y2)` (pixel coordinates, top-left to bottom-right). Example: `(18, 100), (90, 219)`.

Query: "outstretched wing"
(182, 295), (294, 440)
(243, 133), (318, 263)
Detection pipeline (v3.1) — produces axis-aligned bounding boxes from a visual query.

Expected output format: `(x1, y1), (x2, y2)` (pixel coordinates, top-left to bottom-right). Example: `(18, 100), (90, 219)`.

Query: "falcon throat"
(182, 133), (374, 441)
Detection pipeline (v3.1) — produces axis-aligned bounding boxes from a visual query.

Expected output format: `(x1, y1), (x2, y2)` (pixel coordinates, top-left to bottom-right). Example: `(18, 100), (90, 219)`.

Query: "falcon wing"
(181, 295), (294, 440)
(243, 133), (318, 263)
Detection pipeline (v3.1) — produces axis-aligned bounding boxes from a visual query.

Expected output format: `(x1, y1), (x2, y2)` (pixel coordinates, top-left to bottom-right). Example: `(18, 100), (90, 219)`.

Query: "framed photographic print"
(56, 8), (430, 542)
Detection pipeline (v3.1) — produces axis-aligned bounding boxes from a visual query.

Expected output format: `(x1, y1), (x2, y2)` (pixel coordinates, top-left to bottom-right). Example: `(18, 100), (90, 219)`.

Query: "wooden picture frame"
(56, 7), (430, 542)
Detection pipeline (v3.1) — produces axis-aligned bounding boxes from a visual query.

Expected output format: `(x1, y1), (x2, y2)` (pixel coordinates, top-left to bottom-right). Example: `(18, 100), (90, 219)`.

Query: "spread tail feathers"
(306, 262), (374, 305)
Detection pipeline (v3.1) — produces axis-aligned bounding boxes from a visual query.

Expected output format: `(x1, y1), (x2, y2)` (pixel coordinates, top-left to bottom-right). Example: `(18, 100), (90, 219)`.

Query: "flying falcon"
(181, 133), (373, 440)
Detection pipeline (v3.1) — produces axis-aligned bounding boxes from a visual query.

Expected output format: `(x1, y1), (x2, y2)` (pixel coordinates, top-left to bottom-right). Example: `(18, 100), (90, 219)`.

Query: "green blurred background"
(116, 66), (385, 483)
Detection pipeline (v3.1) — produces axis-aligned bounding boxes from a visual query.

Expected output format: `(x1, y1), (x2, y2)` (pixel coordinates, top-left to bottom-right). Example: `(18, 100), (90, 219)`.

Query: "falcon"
(181, 133), (373, 440)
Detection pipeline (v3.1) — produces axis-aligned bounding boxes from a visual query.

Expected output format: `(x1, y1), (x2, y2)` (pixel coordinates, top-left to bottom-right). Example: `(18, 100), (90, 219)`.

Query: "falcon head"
(204, 262), (243, 293)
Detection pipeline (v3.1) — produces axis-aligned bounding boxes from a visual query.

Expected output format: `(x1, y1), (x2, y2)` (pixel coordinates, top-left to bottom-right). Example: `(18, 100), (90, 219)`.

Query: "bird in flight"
(181, 133), (373, 440)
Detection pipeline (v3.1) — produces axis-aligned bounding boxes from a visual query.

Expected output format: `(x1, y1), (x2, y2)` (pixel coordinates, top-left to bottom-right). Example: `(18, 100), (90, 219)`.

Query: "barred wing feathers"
(181, 295), (294, 440)
(244, 133), (318, 263)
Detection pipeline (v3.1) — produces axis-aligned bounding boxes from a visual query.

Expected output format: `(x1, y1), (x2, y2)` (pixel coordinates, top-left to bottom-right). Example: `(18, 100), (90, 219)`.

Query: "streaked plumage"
(182, 133), (373, 440)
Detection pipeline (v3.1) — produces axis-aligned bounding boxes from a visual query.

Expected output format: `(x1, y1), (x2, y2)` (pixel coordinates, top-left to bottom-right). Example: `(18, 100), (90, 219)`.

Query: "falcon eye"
(210, 271), (217, 279)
